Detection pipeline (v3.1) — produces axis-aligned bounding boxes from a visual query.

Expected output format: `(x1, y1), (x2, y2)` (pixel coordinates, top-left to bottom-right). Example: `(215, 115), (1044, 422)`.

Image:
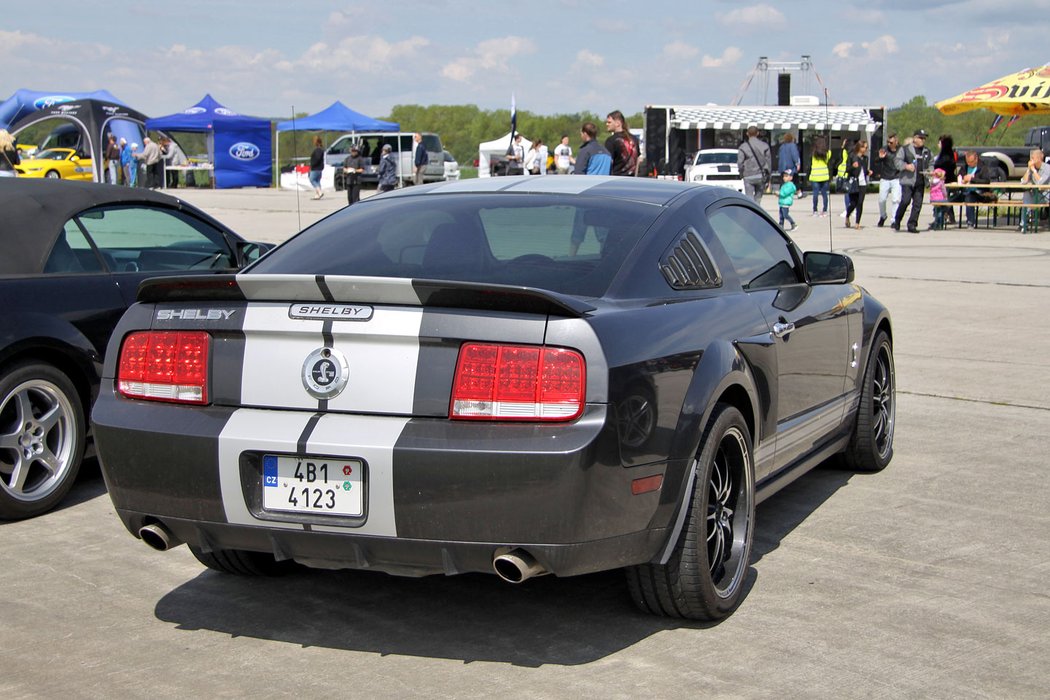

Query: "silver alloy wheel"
(0, 378), (78, 502)
(871, 345), (895, 459)
(707, 426), (752, 599)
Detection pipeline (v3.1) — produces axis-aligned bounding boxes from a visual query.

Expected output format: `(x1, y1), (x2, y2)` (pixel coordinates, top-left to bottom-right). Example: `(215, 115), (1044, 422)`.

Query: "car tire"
(0, 362), (85, 520)
(45, 170), (60, 179)
(188, 545), (297, 576)
(842, 330), (895, 472)
(626, 403), (755, 620)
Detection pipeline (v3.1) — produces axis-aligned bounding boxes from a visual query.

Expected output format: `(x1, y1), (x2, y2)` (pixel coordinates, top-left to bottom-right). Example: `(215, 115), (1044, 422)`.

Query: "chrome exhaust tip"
(138, 523), (182, 551)
(493, 548), (547, 584)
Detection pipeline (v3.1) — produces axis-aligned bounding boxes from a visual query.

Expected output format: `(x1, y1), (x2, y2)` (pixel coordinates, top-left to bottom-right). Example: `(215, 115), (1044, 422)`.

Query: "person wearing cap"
(891, 128), (933, 233)
(342, 144), (368, 205)
(377, 143), (398, 192)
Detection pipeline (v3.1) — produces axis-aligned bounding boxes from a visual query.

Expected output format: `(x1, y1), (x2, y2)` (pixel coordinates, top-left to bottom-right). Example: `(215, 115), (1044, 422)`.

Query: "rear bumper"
(94, 392), (674, 577)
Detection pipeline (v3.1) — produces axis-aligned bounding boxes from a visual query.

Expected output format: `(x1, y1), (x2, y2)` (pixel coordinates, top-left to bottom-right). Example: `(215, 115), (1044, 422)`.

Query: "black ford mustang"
(93, 177), (894, 620)
(0, 179), (269, 519)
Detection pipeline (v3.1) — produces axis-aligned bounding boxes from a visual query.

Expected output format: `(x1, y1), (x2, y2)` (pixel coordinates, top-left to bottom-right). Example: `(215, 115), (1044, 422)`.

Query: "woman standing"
(844, 141), (872, 229)
(309, 135), (325, 200)
(934, 135), (958, 224)
(0, 129), (20, 177)
(809, 135), (831, 216)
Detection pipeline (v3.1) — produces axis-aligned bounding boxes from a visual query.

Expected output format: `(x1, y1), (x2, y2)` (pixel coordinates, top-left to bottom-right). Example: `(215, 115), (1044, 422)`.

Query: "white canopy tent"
(477, 132), (531, 178)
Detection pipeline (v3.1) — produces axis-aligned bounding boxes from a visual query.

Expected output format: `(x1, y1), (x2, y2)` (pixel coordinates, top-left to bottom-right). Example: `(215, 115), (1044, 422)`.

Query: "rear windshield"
(251, 193), (661, 297)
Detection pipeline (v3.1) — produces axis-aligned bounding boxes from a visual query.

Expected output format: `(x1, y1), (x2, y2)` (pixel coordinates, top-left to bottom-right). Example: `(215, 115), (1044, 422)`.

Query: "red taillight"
(450, 343), (585, 421)
(118, 331), (210, 404)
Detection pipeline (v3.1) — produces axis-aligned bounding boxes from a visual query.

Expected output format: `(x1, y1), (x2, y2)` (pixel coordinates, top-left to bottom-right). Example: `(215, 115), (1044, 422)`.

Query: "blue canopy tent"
(146, 94), (272, 188)
(274, 101), (397, 182)
(275, 100), (398, 133)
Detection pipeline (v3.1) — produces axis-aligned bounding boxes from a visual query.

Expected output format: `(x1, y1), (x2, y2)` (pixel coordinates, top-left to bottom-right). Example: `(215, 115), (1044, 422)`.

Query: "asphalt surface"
(3, 183), (1049, 699)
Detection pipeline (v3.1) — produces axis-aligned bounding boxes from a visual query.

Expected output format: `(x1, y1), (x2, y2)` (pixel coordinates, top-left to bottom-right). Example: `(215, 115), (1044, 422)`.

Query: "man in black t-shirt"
(604, 110), (638, 176)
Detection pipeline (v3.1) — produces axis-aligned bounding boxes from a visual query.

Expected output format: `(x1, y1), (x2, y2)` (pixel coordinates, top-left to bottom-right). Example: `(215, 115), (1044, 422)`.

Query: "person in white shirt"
(554, 135), (573, 174)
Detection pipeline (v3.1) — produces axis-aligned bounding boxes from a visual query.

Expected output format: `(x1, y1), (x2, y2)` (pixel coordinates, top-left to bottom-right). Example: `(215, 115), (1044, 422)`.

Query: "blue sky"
(3, 0), (1049, 121)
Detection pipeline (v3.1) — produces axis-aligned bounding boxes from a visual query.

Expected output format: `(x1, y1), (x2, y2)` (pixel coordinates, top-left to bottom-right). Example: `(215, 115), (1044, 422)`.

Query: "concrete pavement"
(2, 185), (1048, 698)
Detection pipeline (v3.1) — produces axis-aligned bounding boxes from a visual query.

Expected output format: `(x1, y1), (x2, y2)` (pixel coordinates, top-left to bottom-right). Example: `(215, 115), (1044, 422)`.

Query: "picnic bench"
(937, 183), (1050, 231)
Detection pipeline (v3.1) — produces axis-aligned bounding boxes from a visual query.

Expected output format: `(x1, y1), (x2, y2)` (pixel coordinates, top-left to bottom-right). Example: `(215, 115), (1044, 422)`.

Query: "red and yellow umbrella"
(936, 65), (1050, 116)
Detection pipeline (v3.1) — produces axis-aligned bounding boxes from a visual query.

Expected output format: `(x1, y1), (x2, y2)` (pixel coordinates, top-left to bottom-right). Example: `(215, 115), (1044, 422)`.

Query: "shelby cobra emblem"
(301, 347), (349, 399)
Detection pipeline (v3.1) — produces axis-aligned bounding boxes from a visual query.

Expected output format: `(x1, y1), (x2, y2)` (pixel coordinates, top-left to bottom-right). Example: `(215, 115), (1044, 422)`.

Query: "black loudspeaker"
(645, 107), (668, 174)
(778, 74), (791, 106)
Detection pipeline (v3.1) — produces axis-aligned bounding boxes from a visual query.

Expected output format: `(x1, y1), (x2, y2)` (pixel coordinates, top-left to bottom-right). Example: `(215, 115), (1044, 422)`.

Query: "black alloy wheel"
(626, 403), (755, 620)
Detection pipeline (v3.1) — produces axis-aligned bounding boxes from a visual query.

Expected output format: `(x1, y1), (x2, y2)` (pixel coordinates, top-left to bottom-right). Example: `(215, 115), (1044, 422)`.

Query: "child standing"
(778, 171), (797, 231)
(929, 167), (947, 230)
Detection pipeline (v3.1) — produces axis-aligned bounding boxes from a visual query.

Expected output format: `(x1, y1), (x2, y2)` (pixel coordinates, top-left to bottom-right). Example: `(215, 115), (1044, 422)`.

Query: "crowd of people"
(103, 133), (190, 189)
(497, 110), (640, 179)
(744, 128), (1050, 234)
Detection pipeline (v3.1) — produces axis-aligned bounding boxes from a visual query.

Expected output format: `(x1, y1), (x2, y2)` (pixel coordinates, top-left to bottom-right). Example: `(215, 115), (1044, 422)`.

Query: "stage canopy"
(275, 101), (398, 132)
(7, 98), (147, 182)
(146, 94), (272, 188)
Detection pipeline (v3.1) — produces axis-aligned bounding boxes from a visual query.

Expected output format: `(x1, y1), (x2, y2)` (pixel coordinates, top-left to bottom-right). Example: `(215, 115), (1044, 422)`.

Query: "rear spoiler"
(137, 274), (595, 318)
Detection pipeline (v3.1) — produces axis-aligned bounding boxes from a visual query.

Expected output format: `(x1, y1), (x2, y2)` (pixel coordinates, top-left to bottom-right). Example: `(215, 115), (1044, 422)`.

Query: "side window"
(74, 206), (234, 273)
(706, 205), (799, 290)
(43, 222), (104, 274)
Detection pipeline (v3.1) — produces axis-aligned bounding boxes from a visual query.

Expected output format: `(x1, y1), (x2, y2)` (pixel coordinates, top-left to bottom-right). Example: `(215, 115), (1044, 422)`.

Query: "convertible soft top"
(0, 179), (206, 275)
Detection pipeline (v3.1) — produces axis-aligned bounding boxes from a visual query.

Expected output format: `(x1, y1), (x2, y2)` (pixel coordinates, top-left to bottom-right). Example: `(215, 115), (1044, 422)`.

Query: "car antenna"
(825, 87), (834, 250)
(291, 106), (301, 232)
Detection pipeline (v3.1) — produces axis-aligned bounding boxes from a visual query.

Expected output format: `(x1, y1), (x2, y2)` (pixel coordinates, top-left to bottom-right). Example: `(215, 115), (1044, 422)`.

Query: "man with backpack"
(573, 122), (611, 175)
(737, 126), (771, 204)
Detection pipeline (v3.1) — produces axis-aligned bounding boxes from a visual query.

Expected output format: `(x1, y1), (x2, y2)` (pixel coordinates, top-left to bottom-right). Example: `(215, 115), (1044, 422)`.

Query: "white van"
(326, 132), (444, 186)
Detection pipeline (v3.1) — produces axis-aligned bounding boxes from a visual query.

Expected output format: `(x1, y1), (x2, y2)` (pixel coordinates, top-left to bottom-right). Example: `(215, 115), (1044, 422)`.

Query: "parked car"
(15, 147), (94, 180)
(684, 148), (746, 193)
(93, 177), (894, 621)
(326, 132), (445, 186)
(442, 150), (460, 181)
(0, 179), (272, 519)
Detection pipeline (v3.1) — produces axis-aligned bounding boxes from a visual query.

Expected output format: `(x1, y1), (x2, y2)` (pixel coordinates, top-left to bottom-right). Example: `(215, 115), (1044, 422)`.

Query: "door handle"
(772, 321), (795, 338)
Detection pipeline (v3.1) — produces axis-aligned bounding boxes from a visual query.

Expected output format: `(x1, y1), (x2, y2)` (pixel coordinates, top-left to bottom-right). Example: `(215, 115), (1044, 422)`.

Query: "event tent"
(275, 100), (398, 133)
(274, 101), (398, 191)
(146, 94), (272, 188)
(477, 132), (531, 178)
(0, 89), (128, 130)
(7, 97), (148, 182)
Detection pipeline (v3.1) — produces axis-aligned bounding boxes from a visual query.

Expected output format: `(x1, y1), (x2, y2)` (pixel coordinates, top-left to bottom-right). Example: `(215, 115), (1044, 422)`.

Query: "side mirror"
(804, 251), (854, 284)
(237, 241), (275, 266)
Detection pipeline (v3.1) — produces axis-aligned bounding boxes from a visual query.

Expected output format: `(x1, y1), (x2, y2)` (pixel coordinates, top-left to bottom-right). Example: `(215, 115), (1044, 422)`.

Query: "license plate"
(262, 454), (363, 517)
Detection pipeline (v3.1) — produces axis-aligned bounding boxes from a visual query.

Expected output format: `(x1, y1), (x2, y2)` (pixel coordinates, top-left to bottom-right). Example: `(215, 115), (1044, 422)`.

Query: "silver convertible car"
(93, 177), (894, 621)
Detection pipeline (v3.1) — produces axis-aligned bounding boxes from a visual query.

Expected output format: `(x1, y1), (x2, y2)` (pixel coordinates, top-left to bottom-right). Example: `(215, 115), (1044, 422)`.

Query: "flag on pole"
(509, 93), (517, 142)
(987, 114), (1003, 133)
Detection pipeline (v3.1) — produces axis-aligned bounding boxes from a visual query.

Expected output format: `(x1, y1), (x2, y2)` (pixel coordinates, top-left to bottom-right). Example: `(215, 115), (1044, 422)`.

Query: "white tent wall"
(477, 132), (531, 178)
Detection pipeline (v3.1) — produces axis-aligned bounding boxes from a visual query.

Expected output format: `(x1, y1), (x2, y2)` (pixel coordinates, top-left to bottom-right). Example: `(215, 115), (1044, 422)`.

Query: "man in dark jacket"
(413, 133), (429, 186)
(959, 150), (993, 228)
(573, 122), (611, 175)
(343, 145), (368, 204)
(892, 129), (933, 233)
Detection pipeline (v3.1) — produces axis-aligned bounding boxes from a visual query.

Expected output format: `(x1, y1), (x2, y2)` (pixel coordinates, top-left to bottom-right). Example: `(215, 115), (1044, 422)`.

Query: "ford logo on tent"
(34, 95), (75, 109)
(229, 142), (260, 161)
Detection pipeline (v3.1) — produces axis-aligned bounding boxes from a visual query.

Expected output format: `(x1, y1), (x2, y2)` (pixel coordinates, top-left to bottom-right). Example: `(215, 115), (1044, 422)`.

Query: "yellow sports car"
(15, 148), (94, 180)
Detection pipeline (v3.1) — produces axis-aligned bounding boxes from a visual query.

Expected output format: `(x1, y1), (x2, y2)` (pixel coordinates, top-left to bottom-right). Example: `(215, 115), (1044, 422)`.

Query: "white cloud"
(573, 49), (605, 69)
(662, 41), (699, 62)
(441, 36), (535, 82)
(832, 35), (898, 60)
(718, 4), (786, 27)
(701, 46), (743, 68)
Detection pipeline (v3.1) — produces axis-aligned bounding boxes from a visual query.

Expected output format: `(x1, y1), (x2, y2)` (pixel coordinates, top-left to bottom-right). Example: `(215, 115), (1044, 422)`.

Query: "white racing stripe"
(218, 408), (409, 536)
(238, 302), (423, 413)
